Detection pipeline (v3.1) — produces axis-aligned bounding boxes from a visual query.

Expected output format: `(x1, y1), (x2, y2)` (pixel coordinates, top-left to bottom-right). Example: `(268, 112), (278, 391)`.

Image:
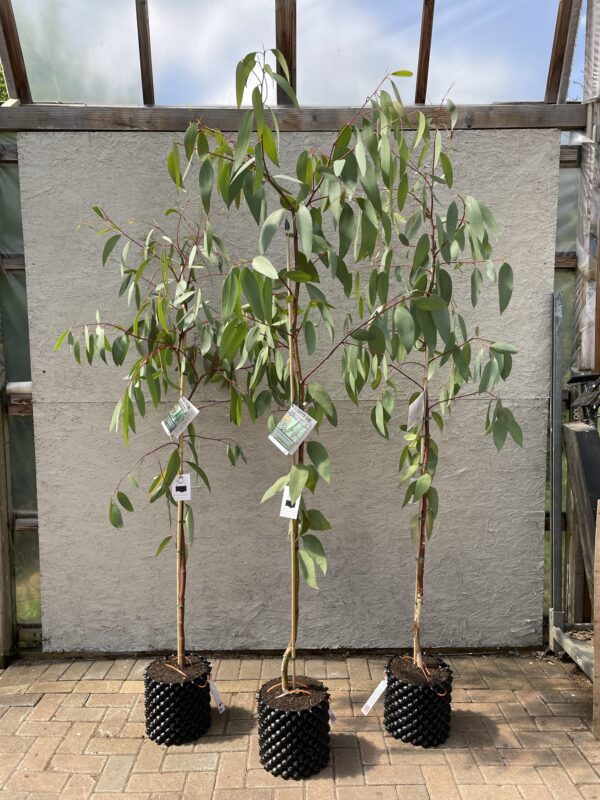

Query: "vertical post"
(0, 287), (15, 666)
(414, 0), (435, 104)
(135, 0), (155, 106)
(0, 0), (31, 103)
(550, 292), (565, 650)
(176, 343), (186, 668)
(593, 501), (600, 738)
(275, 0), (296, 105)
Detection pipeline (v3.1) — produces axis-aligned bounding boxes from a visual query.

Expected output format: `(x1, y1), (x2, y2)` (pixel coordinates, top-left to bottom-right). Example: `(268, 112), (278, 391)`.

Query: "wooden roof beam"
(0, 0), (30, 103)
(415, 0), (435, 104)
(135, 0), (154, 106)
(0, 102), (586, 132)
(546, 0), (581, 103)
(275, 0), (296, 105)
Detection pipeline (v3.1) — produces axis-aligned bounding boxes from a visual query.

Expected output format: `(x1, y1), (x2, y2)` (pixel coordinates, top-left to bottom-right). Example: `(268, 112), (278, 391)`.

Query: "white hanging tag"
(407, 391), (425, 431)
(170, 473), (191, 502)
(280, 486), (301, 519)
(208, 679), (226, 714)
(361, 678), (387, 715)
(269, 405), (317, 455)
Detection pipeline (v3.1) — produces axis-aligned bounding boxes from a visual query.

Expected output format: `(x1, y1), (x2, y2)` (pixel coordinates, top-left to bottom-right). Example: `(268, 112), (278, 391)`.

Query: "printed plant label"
(361, 678), (387, 715)
(269, 404), (316, 455)
(161, 397), (199, 439)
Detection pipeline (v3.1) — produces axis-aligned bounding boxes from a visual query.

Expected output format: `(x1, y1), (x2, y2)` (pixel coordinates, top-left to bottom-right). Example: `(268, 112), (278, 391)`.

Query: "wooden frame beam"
(0, 102), (586, 132)
(135, 0), (154, 106)
(0, 0), (30, 104)
(546, 0), (579, 103)
(415, 0), (435, 104)
(275, 0), (296, 105)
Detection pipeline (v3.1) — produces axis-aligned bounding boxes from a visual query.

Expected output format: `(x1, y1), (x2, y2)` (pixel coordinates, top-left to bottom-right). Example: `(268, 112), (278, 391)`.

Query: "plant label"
(208, 679), (226, 714)
(269, 404), (317, 456)
(161, 397), (199, 439)
(280, 486), (300, 519)
(170, 473), (191, 502)
(361, 678), (387, 715)
(407, 390), (425, 431)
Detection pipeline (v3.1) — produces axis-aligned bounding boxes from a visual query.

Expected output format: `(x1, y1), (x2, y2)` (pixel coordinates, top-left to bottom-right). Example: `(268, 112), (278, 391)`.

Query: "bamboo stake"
(412, 351), (429, 670)
(176, 339), (187, 669)
(280, 231), (299, 692)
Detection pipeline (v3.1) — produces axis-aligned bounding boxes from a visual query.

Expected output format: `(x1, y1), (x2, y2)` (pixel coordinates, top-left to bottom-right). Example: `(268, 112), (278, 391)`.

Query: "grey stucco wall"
(18, 129), (558, 653)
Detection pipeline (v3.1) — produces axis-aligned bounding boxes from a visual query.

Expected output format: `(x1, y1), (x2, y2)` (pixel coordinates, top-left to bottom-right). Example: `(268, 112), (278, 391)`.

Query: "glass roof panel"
(149, 0), (276, 105)
(13, 0), (142, 104)
(297, 0), (421, 106)
(428, 0), (559, 104)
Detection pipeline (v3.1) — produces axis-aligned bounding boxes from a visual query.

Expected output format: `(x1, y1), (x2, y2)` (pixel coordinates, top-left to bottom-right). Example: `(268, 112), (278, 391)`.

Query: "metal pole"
(550, 292), (565, 650)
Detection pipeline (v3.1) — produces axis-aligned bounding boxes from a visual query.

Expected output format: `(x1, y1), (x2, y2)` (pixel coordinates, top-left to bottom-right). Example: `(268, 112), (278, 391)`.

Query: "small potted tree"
(55, 176), (245, 745)
(337, 101), (522, 745)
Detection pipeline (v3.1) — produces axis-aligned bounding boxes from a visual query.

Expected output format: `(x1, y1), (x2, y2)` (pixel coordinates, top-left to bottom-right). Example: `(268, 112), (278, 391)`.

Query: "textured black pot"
(383, 656), (452, 747)
(144, 655), (212, 746)
(258, 677), (331, 780)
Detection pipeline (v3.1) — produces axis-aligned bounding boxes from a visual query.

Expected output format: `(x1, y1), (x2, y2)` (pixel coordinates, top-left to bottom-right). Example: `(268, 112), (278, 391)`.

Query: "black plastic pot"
(383, 656), (452, 747)
(144, 655), (212, 746)
(257, 676), (331, 780)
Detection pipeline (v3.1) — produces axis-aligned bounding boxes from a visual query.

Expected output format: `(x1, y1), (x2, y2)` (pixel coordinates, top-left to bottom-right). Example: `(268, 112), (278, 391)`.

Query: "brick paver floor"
(0, 653), (596, 798)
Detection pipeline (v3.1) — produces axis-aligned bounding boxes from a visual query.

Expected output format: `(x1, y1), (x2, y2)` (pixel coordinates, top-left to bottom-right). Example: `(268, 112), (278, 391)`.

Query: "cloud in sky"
(11, 0), (565, 107)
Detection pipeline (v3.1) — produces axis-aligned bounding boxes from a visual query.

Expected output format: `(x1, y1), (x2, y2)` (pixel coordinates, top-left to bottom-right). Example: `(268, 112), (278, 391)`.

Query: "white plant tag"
(208, 679), (225, 714)
(361, 678), (387, 715)
(161, 397), (199, 439)
(280, 486), (300, 519)
(407, 391), (425, 431)
(269, 405), (317, 455)
(170, 473), (191, 502)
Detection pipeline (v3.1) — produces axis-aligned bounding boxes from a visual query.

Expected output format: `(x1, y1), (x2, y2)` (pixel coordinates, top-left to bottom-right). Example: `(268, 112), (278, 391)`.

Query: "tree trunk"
(176, 339), (187, 669)
(412, 355), (430, 670)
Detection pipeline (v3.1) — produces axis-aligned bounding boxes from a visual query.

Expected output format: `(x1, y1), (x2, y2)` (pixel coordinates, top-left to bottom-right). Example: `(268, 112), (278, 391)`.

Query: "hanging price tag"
(361, 678), (387, 715)
(170, 473), (191, 502)
(280, 486), (300, 519)
(208, 679), (226, 714)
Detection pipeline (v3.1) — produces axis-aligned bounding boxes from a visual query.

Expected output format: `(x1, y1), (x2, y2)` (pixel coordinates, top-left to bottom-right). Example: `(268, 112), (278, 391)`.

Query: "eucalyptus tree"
(55, 181), (246, 743)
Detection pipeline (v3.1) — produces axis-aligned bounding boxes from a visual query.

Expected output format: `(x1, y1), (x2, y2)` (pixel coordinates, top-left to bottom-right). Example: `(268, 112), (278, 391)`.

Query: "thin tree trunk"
(412, 353), (430, 670)
(281, 231), (300, 692)
(176, 339), (187, 669)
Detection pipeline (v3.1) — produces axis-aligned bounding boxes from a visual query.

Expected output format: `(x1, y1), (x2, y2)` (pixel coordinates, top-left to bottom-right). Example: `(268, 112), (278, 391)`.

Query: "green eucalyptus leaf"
(116, 491), (133, 512)
(302, 533), (327, 573)
(252, 255), (279, 280)
(102, 234), (121, 266)
(306, 440), (331, 483)
(498, 262), (513, 313)
(298, 549), (318, 589)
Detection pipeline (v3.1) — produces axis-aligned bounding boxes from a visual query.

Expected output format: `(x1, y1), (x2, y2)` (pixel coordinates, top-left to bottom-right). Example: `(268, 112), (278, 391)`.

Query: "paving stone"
(336, 788), (398, 799)
(422, 764), (461, 799)
(517, 788), (554, 800)
(132, 741), (164, 773)
(60, 662), (94, 681)
(239, 659), (262, 680)
(553, 747), (600, 784)
(16, 736), (62, 772)
(49, 754), (105, 773)
(126, 771), (186, 793)
(86, 737), (141, 755)
(333, 746), (365, 785)
(0, 693), (41, 706)
(480, 765), (543, 784)
(95, 755), (134, 792)
(459, 787), (521, 799)
(56, 722), (98, 755)
(215, 750), (246, 789)
(28, 694), (68, 721)
(162, 753), (218, 772)
(83, 661), (114, 680)
(212, 791), (271, 800)
(216, 659), (241, 680)
(358, 731), (389, 765)
(538, 766), (585, 799)
(535, 717), (588, 732)
(61, 772), (96, 798)
(183, 770), (216, 798)
(72, 681), (124, 694)
(445, 748), (485, 784)
(3, 769), (69, 793)
(364, 763), (424, 785)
